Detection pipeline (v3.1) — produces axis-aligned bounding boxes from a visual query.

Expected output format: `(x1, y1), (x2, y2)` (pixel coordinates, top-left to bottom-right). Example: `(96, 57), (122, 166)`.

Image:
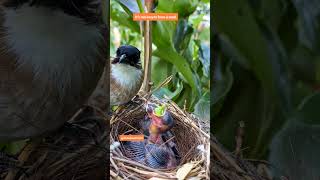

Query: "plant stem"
(141, 0), (154, 92)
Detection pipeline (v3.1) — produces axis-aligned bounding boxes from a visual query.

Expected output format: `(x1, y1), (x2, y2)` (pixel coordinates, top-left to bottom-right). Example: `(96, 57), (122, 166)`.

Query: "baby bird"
(123, 103), (179, 169)
(142, 103), (174, 144)
(123, 134), (178, 169)
(0, 0), (107, 141)
(145, 139), (178, 169)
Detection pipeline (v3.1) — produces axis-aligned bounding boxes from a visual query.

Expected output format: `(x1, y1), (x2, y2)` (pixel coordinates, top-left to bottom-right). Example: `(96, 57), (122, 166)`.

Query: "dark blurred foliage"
(213, 0), (320, 178)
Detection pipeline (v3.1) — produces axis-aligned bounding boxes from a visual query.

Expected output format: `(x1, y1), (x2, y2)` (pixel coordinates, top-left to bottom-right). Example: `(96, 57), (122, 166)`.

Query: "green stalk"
(136, 0), (144, 13)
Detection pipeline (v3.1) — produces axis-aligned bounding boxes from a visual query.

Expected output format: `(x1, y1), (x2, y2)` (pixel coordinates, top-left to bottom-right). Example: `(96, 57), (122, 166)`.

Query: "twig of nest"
(2, 106), (108, 180)
(109, 94), (210, 180)
(211, 133), (272, 180)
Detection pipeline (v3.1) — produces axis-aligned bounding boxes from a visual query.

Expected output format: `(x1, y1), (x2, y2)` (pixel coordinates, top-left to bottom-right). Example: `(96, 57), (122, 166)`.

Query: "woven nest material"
(211, 137), (272, 180)
(0, 106), (108, 180)
(110, 95), (210, 180)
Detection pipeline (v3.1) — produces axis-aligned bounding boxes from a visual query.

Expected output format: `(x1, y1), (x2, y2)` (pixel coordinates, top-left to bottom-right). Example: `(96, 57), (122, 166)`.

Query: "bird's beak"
(119, 54), (127, 63)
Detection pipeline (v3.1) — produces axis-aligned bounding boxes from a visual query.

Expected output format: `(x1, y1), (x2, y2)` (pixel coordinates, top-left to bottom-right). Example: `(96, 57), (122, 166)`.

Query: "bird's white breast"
(111, 63), (143, 89)
(2, 5), (102, 80)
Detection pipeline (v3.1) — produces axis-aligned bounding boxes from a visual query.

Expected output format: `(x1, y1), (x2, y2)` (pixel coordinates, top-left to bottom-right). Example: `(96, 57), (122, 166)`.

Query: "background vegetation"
(111, 0), (210, 121)
(213, 0), (320, 178)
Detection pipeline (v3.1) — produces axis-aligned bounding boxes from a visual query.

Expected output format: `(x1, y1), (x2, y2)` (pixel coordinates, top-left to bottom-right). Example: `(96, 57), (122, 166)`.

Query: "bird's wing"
(0, 52), (49, 140)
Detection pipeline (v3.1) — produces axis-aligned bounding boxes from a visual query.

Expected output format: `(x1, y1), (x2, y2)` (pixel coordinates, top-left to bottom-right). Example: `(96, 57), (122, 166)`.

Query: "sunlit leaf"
(172, 0), (199, 18)
(111, 5), (140, 33)
(154, 48), (200, 94)
(116, 0), (145, 13)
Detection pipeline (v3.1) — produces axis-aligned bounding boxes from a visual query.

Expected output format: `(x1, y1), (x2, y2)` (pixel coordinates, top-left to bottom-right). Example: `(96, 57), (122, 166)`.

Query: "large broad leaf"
(116, 0), (145, 13)
(152, 21), (175, 48)
(291, 0), (320, 51)
(157, 0), (198, 18)
(153, 19), (201, 94)
(196, 40), (210, 77)
(151, 57), (173, 86)
(213, 64), (287, 159)
(211, 55), (233, 117)
(289, 46), (318, 86)
(214, 0), (292, 114)
(194, 92), (210, 122)
(173, 19), (194, 54)
(246, 0), (286, 30)
(296, 92), (320, 125)
(269, 120), (320, 180)
(156, 0), (174, 13)
(172, 0), (199, 18)
(213, 0), (277, 98)
(154, 47), (200, 94)
(110, 2), (140, 33)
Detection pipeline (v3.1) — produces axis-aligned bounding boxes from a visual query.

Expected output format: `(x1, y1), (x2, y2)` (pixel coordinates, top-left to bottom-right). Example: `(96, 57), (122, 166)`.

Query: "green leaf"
(154, 48), (200, 94)
(172, 0), (199, 18)
(259, 0), (286, 30)
(212, 56), (233, 106)
(111, 4), (140, 33)
(213, 64), (287, 159)
(269, 120), (320, 179)
(173, 19), (194, 53)
(195, 40), (210, 77)
(194, 92), (210, 122)
(153, 80), (183, 100)
(151, 57), (173, 86)
(291, 0), (320, 51)
(152, 21), (175, 48)
(214, 0), (292, 114)
(296, 92), (320, 125)
(214, 0), (276, 95)
(116, 0), (144, 13)
(157, 0), (174, 13)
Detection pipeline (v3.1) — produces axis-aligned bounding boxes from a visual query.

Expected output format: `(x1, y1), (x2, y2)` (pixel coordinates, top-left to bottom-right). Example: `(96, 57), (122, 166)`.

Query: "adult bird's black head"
(112, 45), (141, 69)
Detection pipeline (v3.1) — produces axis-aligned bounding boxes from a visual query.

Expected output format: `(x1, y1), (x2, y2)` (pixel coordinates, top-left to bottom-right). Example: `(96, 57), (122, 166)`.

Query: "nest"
(211, 137), (272, 180)
(0, 106), (108, 180)
(110, 95), (210, 180)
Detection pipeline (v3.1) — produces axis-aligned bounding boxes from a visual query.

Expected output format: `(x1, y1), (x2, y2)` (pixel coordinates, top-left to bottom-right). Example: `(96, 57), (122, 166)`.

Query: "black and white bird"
(0, 0), (107, 141)
(110, 45), (143, 106)
(88, 45), (143, 111)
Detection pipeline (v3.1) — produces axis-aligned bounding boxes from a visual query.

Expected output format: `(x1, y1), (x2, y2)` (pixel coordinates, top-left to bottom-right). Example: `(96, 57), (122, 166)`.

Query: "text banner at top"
(133, 13), (178, 21)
